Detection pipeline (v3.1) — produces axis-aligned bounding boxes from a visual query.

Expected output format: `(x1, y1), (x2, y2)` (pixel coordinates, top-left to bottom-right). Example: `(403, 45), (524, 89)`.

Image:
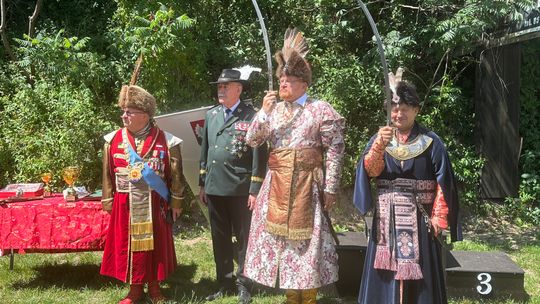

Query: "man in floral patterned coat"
(243, 28), (345, 304)
(199, 69), (268, 304)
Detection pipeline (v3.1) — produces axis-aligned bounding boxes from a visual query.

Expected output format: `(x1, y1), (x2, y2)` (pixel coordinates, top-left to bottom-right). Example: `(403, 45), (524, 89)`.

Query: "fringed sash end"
(394, 262), (423, 280)
(374, 246), (393, 270)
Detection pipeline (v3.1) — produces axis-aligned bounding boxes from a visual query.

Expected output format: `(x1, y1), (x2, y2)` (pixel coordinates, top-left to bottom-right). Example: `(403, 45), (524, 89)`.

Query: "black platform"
(334, 232), (528, 301)
(446, 250), (528, 300)
(335, 231), (368, 297)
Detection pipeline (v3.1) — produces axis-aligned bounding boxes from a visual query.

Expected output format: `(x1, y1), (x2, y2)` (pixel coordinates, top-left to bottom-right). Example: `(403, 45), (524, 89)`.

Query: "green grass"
(1, 229), (538, 304)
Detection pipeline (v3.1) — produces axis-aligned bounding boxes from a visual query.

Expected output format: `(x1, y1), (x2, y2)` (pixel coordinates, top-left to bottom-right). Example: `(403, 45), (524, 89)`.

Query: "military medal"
(127, 162), (144, 183)
(159, 151), (165, 171)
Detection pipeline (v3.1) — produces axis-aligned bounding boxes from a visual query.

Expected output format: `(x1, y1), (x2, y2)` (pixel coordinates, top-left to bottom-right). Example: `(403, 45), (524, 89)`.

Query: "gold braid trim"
(251, 176), (264, 183)
(265, 221), (289, 237)
(287, 228), (313, 240)
(131, 238), (154, 252)
(130, 222), (153, 235)
(265, 221), (313, 240)
(385, 134), (433, 161)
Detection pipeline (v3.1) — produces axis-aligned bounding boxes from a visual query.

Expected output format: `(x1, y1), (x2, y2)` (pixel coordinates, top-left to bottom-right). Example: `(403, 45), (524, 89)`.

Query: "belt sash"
(116, 170), (154, 252)
(118, 128), (170, 252)
(266, 148), (323, 240)
(374, 178), (436, 280)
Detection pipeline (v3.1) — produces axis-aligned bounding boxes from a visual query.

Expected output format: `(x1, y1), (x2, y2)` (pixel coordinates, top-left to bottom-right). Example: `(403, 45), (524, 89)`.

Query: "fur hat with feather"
(387, 67), (420, 108)
(117, 54), (157, 117)
(275, 27), (312, 86)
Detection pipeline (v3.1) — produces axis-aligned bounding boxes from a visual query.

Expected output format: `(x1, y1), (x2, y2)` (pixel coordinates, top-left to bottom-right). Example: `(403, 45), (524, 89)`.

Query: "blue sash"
(127, 144), (170, 203)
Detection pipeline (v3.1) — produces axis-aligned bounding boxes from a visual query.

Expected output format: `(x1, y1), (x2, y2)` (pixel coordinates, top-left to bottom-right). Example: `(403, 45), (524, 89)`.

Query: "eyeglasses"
(279, 79), (302, 85)
(121, 110), (145, 117)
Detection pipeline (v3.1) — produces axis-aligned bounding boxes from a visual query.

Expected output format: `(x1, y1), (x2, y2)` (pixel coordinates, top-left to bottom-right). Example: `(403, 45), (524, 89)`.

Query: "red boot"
(118, 284), (144, 304)
(148, 281), (166, 303)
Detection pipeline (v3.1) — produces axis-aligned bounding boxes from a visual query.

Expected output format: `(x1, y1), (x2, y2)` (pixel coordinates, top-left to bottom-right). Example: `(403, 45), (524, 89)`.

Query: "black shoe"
(205, 288), (231, 301)
(237, 286), (251, 304)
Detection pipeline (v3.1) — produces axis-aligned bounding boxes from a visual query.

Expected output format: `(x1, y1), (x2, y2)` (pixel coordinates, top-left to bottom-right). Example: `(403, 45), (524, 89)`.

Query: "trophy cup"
(41, 172), (53, 197)
(62, 166), (80, 202)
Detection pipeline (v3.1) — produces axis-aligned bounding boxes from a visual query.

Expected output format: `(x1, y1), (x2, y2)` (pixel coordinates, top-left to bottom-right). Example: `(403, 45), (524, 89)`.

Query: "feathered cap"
(275, 27), (312, 85)
(117, 54), (157, 117)
(387, 67), (420, 107)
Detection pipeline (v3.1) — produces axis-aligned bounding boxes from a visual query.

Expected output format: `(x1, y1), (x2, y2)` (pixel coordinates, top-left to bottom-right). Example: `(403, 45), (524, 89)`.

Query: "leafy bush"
(1, 0), (538, 224)
(0, 81), (115, 190)
(107, 4), (209, 111)
(508, 39), (540, 224)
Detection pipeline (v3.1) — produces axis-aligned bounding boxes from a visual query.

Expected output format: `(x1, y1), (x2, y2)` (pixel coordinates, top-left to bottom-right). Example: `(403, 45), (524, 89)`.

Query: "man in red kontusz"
(100, 84), (185, 304)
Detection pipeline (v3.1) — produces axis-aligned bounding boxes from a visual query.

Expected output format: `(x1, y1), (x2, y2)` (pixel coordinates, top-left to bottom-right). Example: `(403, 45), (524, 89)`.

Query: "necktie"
(225, 108), (232, 121)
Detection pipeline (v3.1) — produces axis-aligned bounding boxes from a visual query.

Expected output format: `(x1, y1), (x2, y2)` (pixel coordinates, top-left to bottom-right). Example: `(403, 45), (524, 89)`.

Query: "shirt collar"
(223, 99), (241, 113)
(293, 93), (308, 107)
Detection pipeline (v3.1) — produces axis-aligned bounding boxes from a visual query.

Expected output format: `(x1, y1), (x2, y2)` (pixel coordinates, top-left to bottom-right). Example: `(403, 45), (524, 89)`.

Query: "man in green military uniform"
(199, 69), (267, 304)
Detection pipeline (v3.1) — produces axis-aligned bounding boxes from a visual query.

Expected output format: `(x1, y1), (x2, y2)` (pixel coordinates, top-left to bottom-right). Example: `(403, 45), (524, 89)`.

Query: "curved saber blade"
(251, 0), (274, 91)
(356, 0), (392, 125)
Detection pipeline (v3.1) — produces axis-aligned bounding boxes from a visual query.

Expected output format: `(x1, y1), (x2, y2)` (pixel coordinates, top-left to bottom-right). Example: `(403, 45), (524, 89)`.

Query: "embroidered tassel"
(394, 262), (423, 280)
(390, 246), (398, 271)
(374, 245), (393, 270)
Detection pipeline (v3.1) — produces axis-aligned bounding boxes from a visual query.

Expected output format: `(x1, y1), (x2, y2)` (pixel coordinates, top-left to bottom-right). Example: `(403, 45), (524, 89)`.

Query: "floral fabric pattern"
(246, 99), (345, 193)
(243, 98), (345, 289)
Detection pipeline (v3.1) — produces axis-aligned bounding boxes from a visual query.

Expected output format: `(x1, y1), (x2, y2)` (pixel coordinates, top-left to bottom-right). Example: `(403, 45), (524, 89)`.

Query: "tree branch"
(397, 4), (460, 12)
(28, 0), (43, 38)
(1, 0), (35, 85)
(398, 4), (425, 11)
(423, 48), (451, 105)
(0, 0), (17, 61)
(25, 0), (43, 86)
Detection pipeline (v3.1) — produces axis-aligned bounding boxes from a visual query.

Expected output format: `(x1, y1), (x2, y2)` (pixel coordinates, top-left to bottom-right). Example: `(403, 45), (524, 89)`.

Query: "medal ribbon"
(124, 129), (170, 203)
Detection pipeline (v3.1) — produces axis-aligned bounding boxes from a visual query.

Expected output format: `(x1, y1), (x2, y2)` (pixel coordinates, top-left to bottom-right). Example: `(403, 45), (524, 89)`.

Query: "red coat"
(100, 126), (182, 284)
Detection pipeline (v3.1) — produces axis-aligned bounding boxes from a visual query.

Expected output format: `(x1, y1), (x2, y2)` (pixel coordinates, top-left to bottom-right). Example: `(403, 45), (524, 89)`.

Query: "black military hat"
(210, 69), (248, 85)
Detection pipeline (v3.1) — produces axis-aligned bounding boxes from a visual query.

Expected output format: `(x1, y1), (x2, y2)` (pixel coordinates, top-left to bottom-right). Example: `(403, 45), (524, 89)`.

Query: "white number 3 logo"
(476, 273), (493, 295)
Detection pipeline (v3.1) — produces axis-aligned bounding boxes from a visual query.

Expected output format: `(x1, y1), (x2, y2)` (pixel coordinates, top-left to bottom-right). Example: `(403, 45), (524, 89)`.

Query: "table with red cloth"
(0, 194), (110, 266)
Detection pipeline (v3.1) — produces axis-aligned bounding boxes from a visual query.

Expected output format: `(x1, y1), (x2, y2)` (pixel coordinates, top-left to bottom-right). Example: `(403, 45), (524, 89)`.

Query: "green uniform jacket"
(199, 102), (267, 196)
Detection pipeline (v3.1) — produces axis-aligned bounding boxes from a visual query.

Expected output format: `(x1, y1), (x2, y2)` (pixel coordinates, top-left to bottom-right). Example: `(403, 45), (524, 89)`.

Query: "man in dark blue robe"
(353, 78), (462, 304)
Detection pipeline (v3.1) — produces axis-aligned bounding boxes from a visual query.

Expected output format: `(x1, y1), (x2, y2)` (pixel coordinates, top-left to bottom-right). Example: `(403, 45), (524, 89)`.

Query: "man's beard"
(279, 89), (292, 101)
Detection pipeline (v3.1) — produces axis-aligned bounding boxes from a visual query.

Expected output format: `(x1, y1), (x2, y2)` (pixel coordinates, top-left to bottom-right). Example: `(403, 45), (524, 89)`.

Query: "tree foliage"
(0, 0), (538, 221)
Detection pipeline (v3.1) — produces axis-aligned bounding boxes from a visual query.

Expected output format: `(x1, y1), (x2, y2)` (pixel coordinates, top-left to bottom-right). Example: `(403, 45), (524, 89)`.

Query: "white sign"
(155, 106), (212, 193)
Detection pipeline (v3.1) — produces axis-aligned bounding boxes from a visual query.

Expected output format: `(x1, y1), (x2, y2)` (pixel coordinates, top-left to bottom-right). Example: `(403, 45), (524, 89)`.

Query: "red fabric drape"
(0, 194), (109, 254)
